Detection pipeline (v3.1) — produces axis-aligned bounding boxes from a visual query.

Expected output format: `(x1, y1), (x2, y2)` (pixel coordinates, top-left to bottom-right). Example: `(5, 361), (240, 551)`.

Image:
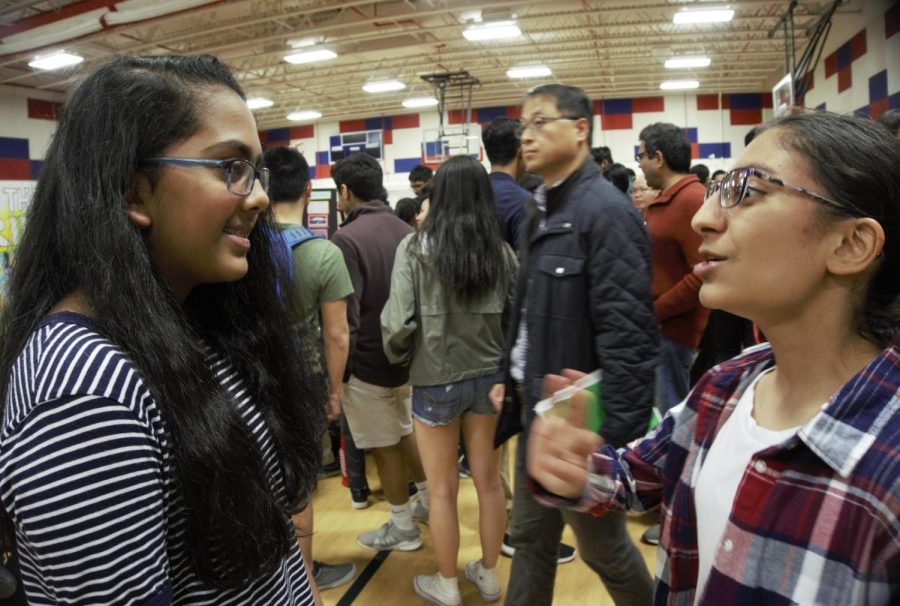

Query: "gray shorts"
(412, 371), (502, 427)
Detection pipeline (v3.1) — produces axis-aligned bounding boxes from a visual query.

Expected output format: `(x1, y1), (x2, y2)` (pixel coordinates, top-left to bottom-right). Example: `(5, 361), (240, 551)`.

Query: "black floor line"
(335, 550), (391, 606)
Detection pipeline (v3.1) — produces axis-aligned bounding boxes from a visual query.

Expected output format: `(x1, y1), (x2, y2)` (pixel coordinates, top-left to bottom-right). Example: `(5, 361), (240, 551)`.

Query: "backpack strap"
(274, 225), (324, 301)
(281, 225), (323, 251)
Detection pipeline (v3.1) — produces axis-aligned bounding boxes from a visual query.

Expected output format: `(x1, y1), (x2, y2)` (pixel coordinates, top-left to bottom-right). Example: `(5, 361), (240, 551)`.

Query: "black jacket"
(501, 160), (658, 448)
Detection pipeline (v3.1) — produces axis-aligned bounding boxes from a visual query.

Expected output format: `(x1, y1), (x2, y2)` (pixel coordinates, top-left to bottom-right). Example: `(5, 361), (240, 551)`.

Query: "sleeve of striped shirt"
(3, 394), (172, 605)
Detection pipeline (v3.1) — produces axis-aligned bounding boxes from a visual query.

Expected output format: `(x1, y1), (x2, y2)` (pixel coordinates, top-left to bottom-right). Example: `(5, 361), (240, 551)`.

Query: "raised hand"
(527, 372), (604, 500)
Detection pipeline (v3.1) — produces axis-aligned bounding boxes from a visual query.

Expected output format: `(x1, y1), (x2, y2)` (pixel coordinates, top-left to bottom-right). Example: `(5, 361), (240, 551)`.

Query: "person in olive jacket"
(489, 84), (658, 606)
(382, 155), (518, 605)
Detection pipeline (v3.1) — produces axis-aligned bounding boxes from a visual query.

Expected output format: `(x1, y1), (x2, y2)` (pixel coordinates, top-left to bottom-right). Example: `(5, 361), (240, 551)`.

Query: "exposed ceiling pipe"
(0, 0), (221, 56)
(0, 0), (57, 24)
(0, 0), (117, 38)
(0, 8), (109, 55)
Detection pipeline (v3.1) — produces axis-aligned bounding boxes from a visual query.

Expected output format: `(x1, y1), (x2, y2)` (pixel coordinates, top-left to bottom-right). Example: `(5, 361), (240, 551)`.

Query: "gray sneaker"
(313, 560), (356, 590)
(357, 520), (422, 551)
(641, 523), (661, 546)
(412, 500), (429, 525)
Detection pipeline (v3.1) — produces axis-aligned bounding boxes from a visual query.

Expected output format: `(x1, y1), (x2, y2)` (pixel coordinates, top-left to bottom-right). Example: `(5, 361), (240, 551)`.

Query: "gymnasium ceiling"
(0, 0), (868, 130)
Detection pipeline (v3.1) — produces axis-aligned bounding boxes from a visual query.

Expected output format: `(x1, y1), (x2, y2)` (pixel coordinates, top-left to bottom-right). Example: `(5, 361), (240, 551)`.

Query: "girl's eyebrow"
(734, 162), (777, 175)
(202, 139), (257, 161)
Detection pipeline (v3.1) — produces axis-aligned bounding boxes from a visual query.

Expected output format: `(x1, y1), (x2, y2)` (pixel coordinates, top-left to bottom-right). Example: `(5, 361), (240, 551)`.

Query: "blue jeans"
(655, 335), (697, 414)
(412, 371), (502, 427)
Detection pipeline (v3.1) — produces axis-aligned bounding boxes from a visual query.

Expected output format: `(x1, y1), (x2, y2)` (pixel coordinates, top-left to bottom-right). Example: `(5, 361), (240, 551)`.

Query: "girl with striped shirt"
(0, 55), (324, 605)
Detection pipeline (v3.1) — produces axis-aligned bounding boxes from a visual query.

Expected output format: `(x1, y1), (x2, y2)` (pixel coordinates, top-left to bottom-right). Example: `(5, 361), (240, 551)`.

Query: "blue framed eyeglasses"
(706, 166), (849, 211)
(141, 157), (270, 196)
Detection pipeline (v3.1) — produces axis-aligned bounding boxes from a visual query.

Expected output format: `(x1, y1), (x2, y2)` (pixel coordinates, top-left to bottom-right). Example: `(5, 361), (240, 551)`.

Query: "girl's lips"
(693, 258), (725, 278)
(224, 230), (251, 250)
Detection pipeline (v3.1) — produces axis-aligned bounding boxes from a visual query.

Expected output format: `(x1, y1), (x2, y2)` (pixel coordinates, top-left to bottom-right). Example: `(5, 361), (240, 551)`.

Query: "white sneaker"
(413, 573), (461, 606)
(464, 559), (501, 602)
(357, 520), (422, 551)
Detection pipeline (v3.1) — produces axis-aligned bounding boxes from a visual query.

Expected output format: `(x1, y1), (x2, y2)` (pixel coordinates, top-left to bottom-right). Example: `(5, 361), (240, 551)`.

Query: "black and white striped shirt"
(0, 312), (313, 605)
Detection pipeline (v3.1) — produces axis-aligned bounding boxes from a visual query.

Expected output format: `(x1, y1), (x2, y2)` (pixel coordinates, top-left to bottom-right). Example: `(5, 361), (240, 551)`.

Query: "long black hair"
(758, 109), (900, 347)
(412, 155), (510, 301)
(0, 55), (324, 586)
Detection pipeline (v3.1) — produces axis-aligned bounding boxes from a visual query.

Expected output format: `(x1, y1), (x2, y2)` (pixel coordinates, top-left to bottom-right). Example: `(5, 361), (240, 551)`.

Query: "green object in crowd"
(535, 370), (661, 435)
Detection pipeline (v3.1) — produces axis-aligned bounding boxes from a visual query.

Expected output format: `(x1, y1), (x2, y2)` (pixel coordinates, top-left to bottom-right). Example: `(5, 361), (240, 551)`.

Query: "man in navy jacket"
(491, 84), (658, 606)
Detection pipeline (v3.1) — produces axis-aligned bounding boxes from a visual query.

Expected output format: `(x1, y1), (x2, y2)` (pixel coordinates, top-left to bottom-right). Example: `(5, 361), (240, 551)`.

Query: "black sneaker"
(500, 533), (577, 565)
(458, 459), (471, 479)
(500, 533), (515, 557)
(556, 543), (576, 564)
(350, 486), (370, 510)
(318, 460), (341, 479)
(313, 560), (356, 590)
(641, 523), (660, 546)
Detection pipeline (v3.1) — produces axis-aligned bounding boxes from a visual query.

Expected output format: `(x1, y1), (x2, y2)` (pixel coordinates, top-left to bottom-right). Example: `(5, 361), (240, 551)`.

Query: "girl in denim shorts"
(382, 155), (518, 605)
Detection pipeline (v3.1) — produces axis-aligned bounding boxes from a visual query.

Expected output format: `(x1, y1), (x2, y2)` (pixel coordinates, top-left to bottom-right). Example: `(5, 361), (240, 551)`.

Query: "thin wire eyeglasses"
(634, 150), (654, 162)
(141, 157), (270, 196)
(519, 115), (580, 132)
(705, 166), (849, 211)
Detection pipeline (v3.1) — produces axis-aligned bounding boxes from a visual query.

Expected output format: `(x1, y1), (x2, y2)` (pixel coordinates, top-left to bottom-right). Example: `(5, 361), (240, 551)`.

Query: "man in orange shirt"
(636, 122), (709, 547)
(636, 123), (709, 413)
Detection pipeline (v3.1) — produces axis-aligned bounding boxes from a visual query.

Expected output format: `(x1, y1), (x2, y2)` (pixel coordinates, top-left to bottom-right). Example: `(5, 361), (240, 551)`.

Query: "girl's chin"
(698, 288), (730, 313)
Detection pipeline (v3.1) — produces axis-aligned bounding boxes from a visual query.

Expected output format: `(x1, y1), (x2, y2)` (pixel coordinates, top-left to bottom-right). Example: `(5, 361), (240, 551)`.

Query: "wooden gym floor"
(309, 438), (658, 606)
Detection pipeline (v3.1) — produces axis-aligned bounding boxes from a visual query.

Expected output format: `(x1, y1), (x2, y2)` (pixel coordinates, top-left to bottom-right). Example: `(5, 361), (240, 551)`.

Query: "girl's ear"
(827, 217), (885, 276)
(126, 174), (153, 229)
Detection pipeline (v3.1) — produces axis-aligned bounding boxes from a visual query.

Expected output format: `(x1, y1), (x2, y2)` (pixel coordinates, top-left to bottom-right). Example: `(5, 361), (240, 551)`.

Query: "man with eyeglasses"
(491, 84), (657, 606)
(635, 123), (709, 545)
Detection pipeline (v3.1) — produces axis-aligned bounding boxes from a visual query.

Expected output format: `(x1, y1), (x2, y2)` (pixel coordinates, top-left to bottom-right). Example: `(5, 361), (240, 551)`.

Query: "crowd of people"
(0, 53), (897, 606)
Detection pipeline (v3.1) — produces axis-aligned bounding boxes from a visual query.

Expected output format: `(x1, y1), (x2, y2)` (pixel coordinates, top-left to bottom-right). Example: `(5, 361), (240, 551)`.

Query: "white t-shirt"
(692, 369), (801, 602)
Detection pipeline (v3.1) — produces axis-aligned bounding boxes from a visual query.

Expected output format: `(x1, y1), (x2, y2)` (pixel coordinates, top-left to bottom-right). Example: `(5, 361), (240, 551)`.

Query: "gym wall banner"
(0, 181), (34, 301)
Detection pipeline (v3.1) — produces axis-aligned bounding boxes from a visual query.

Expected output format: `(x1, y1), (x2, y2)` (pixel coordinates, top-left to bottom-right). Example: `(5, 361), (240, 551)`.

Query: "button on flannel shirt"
(535, 343), (899, 605)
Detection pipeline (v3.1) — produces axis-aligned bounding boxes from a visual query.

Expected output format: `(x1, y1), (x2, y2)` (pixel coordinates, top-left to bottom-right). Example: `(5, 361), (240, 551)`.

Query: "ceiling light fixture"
(660, 79), (700, 90)
(287, 36), (318, 48)
(28, 51), (84, 71)
(246, 97), (274, 110)
(463, 20), (521, 41)
(363, 79), (406, 93)
(507, 65), (552, 79)
(673, 8), (735, 24)
(402, 96), (439, 108)
(664, 56), (712, 69)
(284, 48), (337, 64)
(287, 110), (322, 121)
